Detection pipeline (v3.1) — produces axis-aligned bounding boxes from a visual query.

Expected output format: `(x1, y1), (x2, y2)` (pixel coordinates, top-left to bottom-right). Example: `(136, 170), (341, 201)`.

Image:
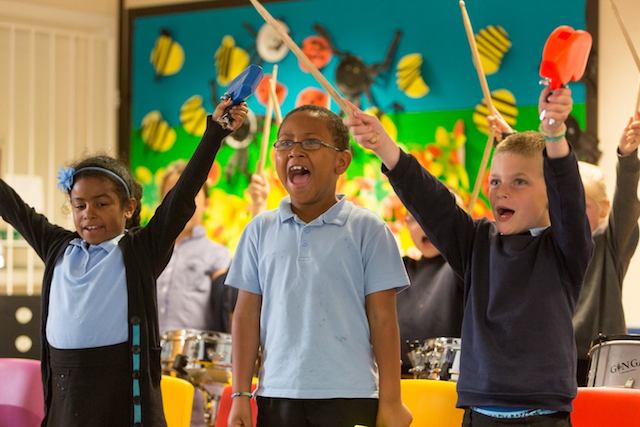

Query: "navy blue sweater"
(399, 255), (463, 375)
(384, 149), (593, 411)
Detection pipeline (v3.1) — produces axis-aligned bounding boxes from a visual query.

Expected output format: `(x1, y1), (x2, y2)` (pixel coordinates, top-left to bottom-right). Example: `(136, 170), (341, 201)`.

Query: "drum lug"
(625, 378), (635, 388)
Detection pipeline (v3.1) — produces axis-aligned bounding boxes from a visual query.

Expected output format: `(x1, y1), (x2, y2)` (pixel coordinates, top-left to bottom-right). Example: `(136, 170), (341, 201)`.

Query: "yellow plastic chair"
(161, 375), (195, 427)
(401, 379), (464, 427)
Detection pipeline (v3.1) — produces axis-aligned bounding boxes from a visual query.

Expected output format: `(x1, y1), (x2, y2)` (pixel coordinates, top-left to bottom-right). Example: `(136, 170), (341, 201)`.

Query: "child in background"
(345, 86), (592, 426)
(157, 160), (233, 427)
(0, 100), (246, 427)
(226, 105), (412, 427)
(399, 211), (464, 377)
(573, 114), (640, 385)
(157, 160), (231, 335)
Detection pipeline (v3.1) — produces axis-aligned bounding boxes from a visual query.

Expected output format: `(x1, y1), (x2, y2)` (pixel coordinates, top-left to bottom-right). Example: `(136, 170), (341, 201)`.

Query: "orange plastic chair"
(161, 375), (195, 427)
(571, 387), (640, 426)
(215, 383), (258, 427)
(0, 358), (44, 427)
(401, 379), (464, 427)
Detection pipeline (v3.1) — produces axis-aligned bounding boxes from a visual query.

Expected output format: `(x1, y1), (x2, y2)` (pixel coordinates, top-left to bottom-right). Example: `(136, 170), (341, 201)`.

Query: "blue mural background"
(128, 0), (588, 252)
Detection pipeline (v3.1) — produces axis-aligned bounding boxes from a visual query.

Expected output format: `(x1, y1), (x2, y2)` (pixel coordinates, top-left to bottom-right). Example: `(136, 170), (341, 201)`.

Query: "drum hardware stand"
(200, 381), (226, 426)
(590, 333), (606, 387)
(172, 354), (190, 381)
(407, 340), (427, 379)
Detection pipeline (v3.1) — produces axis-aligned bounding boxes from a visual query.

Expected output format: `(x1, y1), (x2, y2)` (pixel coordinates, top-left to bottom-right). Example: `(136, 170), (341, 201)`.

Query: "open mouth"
(288, 165), (311, 186)
(496, 207), (515, 221)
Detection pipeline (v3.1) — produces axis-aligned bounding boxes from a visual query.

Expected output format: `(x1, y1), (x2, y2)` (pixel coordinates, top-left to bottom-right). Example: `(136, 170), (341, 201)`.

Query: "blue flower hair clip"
(57, 167), (75, 192)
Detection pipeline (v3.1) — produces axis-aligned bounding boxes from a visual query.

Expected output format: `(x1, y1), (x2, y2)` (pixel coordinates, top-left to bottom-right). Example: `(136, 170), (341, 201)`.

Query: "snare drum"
(184, 331), (232, 384)
(160, 329), (232, 384)
(407, 337), (461, 381)
(160, 329), (201, 371)
(587, 334), (640, 389)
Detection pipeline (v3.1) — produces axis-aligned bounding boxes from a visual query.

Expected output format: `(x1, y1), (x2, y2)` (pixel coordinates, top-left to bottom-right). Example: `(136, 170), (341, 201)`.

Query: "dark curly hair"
(70, 155), (143, 228)
(278, 105), (351, 151)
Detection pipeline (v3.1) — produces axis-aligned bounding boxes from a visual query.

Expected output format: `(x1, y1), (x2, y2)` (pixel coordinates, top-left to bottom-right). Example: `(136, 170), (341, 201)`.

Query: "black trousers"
(576, 358), (590, 387)
(256, 396), (378, 427)
(47, 342), (131, 427)
(462, 408), (572, 427)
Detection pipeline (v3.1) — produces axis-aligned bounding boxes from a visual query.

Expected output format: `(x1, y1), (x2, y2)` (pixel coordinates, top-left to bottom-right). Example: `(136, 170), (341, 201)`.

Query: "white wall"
(0, 0), (116, 294)
(598, 0), (640, 329)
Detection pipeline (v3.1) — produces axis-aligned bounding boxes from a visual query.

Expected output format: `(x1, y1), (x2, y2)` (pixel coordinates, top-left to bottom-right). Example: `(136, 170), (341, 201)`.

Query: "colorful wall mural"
(129, 0), (587, 254)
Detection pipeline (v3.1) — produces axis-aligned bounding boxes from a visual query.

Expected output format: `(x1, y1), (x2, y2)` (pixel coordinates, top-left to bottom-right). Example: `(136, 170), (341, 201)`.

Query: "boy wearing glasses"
(226, 105), (412, 427)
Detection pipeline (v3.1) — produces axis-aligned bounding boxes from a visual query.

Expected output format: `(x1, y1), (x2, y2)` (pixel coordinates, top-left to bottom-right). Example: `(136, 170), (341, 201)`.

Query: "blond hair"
(159, 159), (209, 198)
(578, 161), (608, 204)
(495, 131), (545, 157)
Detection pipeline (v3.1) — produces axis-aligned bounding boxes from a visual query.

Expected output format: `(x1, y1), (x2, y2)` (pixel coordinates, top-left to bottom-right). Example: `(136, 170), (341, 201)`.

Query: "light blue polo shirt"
(157, 225), (231, 334)
(46, 234), (128, 349)
(226, 195), (409, 399)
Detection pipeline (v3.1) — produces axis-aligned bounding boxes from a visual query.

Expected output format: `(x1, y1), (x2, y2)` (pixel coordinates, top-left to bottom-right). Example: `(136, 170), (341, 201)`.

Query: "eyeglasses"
(273, 139), (344, 152)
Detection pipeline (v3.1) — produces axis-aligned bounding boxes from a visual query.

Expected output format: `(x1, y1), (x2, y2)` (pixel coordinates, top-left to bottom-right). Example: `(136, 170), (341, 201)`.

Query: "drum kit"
(587, 334), (640, 389)
(406, 337), (461, 381)
(406, 333), (640, 390)
(160, 329), (233, 426)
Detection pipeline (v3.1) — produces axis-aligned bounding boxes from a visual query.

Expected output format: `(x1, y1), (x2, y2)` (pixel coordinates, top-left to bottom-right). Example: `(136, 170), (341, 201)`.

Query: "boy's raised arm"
(539, 86), (593, 286)
(344, 101), (475, 276)
(610, 114), (640, 262)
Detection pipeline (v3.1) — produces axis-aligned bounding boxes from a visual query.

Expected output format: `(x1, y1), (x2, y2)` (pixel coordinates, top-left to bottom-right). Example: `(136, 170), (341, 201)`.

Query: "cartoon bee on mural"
(150, 29), (185, 79)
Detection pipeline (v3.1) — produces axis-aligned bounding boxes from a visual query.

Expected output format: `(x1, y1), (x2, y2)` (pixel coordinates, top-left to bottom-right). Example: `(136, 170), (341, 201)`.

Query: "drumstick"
(468, 128), (496, 213)
(609, 0), (640, 73)
(257, 84), (275, 174)
(459, 0), (497, 212)
(609, 1), (640, 118)
(248, 0), (351, 115)
(269, 64), (283, 126)
(459, 0), (496, 115)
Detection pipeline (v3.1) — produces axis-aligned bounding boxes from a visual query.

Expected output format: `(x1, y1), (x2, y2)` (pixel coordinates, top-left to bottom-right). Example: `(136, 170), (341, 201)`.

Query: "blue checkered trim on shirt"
(472, 407), (557, 419)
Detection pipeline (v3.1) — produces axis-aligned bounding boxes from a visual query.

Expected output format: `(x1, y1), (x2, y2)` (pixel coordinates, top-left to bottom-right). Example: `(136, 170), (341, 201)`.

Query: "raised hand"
(342, 100), (401, 170)
(618, 113), (640, 156)
(247, 173), (270, 217)
(213, 99), (249, 132)
(538, 86), (573, 135)
(487, 112), (514, 143)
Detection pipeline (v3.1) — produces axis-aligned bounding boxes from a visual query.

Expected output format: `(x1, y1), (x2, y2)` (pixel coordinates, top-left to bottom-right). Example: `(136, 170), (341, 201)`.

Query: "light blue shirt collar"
(69, 233), (125, 252)
(278, 194), (351, 226)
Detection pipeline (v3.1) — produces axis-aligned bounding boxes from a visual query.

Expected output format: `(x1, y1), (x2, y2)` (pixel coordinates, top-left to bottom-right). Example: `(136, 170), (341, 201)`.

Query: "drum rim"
(587, 336), (640, 357)
(592, 334), (640, 343)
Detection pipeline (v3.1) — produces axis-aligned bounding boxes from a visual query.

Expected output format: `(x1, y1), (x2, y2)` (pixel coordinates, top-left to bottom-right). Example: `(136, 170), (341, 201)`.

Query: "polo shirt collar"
(69, 233), (124, 252)
(278, 195), (351, 226)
